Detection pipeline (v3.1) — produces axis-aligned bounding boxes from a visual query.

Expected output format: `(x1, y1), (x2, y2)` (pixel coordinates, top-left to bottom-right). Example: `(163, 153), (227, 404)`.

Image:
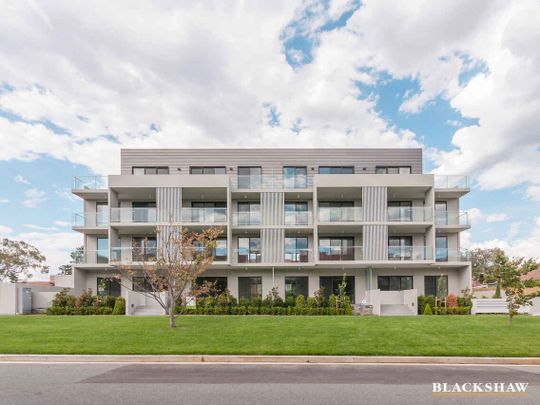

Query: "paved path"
(1, 363), (539, 404)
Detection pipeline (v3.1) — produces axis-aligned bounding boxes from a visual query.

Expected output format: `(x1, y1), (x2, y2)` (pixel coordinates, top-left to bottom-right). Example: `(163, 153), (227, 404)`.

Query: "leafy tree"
(0, 238), (48, 282)
(58, 246), (84, 275)
(423, 303), (433, 315)
(114, 226), (222, 328)
(470, 247), (505, 283)
(496, 251), (538, 324)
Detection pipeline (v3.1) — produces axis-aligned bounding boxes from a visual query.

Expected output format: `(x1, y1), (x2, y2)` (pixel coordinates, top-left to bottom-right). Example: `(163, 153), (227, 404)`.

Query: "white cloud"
(467, 207), (509, 223)
(14, 174), (30, 184)
(22, 188), (46, 207)
(23, 224), (59, 231)
(0, 225), (13, 234)
(525, 185), (540, 202)
(0, 198), (9, 203)
(53, 220), (71, 227)
(484, 213), (510, 223)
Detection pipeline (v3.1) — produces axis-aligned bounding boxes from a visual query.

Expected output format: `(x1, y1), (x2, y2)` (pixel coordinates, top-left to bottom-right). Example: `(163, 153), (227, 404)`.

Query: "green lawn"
(0, 315), (539, 356)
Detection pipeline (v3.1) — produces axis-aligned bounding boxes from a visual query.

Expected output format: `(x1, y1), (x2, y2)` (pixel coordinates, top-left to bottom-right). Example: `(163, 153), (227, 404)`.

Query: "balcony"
(387, 207), (433, 222)
(318, 245), (363, 261)
(110, 247), (158, 263)
(318, 207), (363, 222)
(434, 175), (469, 197)
(284, 248), (310, 263)
(181, 208), (227, 224)
(284, 211), (313, 226)
(232, 212), (261, 226)
(74, 250), (109, 265)
(234, 248), (262, 264)
(72, 212), (109, 228)
(388, 246), (433, 261)
(73, 176), (107, 190)
(436, 211), (470, 226)
(436, 248), (470, 262)
(110, 208), (157, 224)
(232, 175), (313, 190)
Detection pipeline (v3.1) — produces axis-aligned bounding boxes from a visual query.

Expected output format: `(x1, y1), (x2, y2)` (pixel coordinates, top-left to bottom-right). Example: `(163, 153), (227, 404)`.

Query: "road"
(0, 362), (539, 404)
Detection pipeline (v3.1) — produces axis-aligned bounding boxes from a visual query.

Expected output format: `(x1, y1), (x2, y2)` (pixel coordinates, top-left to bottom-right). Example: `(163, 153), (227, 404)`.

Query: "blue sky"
(0, 0), (539, 272)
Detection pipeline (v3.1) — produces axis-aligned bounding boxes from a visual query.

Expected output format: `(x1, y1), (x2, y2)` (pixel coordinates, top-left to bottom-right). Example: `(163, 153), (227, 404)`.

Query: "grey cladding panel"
(363, 225), (388, 261)
(362, 187), (387, 222)
(156, 187), (182, 222)
(261, 192), (284, 225)
(261, 228), (284, 263)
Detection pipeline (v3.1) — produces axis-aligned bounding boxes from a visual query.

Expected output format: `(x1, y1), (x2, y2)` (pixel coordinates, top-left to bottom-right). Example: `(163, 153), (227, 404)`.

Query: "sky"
(0, 0), (539, 276)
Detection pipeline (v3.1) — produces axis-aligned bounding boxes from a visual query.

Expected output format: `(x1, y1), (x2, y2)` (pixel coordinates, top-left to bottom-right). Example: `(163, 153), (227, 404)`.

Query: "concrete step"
(380, 304), (415, 316)
(133, 305), (164, 316)
(351, 304), (373, 316)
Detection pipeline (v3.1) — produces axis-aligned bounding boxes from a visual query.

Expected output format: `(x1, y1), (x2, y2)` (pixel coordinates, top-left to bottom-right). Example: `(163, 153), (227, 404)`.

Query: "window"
(375, 166), (411, 174)
(195, 277), (228, 294)
(318, 166), (354, 174)
(424, 275), (448, 297)
(285, 277), (308, 298)
(318, 201), (354, 222)
(132, 167), (169, 175)
(435, 201), (448, 225)
(237, 202), (261, 225)
(97, 277), (121, 297)
(191, 201), (227, 223)
(388, 201), (413, 222)
(238, 277), (262, 300)
(95, 202), (108, 226)
(194, 238), (228, 261)
(377, 276), (413, 291)
(132, 237), (157, 261)
(132, 277), (152, 293)
(283, 166), (307, 188)
(319, 237), (354, 261)
(190, 167), (226, 175)
(237, 237), (261, 263)
(436, 236), (448, 262)
(132, 202), (156, 223)
(96, 237), (108, 264)
(238, 167), (262, 189)
(284, 237), (308, 263)
(284, 201), (309, 225)
(319, 276), (355, 303)
(388, 236), (413, 260)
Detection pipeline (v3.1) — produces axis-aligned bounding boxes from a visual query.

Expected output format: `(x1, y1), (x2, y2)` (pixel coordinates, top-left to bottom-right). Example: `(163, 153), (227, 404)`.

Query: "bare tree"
(113, 226), (222, 327)
(0, 238), (48, 282)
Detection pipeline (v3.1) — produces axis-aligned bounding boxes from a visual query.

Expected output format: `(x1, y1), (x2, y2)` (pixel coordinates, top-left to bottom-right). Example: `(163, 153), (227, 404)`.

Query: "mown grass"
(0, 315), (538, 356)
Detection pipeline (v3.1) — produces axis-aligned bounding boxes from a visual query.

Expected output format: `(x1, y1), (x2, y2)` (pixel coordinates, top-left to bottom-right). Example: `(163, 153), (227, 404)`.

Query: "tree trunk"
(508, 313), (513, 325)
(168, 293), (176, 328)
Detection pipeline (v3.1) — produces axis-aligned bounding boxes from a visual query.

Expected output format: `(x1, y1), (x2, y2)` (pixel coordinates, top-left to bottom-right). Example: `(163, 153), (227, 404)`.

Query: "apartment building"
(70, 148), (471, 315)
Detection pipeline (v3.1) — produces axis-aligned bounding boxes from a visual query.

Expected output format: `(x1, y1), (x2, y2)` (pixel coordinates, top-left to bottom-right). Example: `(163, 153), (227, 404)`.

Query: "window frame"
(189, 166), (227, 175)
(377, 275), (414, 291)
(318, 166), (354, 174)
(132, 166), (169, 175)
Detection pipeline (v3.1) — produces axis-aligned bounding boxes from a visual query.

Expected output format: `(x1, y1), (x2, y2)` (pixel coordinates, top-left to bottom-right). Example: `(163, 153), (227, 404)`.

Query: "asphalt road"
(0, 363), (540, 405)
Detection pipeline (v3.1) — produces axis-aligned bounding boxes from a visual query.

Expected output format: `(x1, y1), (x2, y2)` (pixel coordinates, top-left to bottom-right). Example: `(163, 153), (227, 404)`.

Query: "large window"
(132, 237), (157, 261)
(237, 202), (261, 225)
(284, 237), (308, 263)
(375, 166), (411, 174)
(284, 201), (309, 225)
(96, 237), (108, 264)
(377, 276), (413, 291)
(132, 277), (152, 293)
(238, 277), (262, 300)
(424, 275), (448, 297)
(318, 166), (354, 174)
(237, 237), (261, 263)
(319, 276), (355, 303)
(388, 201), (413, 222)
(132, 167), (169, 175)
(285, 277), (308, 298)
(238, 167), (262, 189)
(195, 277), (228, 294)
(190, 166), (226, 174)
(97, 277), (121, 297)
(435, 201), (448, 225)
(388, 236), (413, 260)
(95, 202), (108, 226)
(283, 166), (307, 189)
(319, 237), (354, 261)
(191, 201), (226, 223)
(436, 236), (448, 262)
(194, 238), (228, 261)
(132, 202), (156, 223)
(318, 201), (354, 222)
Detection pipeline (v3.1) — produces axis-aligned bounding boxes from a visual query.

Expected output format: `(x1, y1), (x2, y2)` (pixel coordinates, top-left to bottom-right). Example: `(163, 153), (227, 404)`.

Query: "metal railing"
(318, 207), (363, 222)
(387, 207), (433, 222)
(435, 211), (470, 226)
(232, 212), (261, 226)
(110, 247), (158, 263)
(436, 248), (470, 262)
(110, 208), (157, 224)
(388, 246), (433, 261)
(72, 212), (109, 227)
(74, 250), (109, 264)
(231, 175), (313, 190)
(434, 175), (469, 189)
(284, 248), (311, 263)
(318, 245), (363, 261)
(73, 176), (107, 190)
(233, 248), (262, 264)
(284, 211), (312, 226)
(181, 208), (227, 224)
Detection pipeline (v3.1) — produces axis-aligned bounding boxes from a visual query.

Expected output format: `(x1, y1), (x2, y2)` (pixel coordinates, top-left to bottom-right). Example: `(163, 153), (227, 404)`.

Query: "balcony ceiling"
(182, 187), (227, 201)
(387, 186), (429, 200)
(317, 187), (362, 200)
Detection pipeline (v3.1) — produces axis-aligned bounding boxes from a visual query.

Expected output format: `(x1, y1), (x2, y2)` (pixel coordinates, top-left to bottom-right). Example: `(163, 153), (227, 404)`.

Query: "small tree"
(0, 238), (48, 282)
(496, 251), (538, 325)
(58, 246), (84, 275)
(493, 281), (501, 299)
(470, 247), (505, 283)
(114, 226), (221, 328)
(423, 303), (433, 315)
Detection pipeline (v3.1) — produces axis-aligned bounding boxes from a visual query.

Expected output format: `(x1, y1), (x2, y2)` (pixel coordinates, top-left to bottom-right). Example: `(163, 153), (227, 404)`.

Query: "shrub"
(251, 297), (263, 307)
(284, 294), (295, 307)
(112, 297), (126, 315)
(238, 298), (249, 307)
(446, 294), (458, 308)
(343, 296), (352, 315)
(328, 294), (337, 312)
(76, 289), (95, 307)
(96, 307), (113, 315)
(295, 294), (305, 308)
(51, 289), (76, 308)
(101, 295), (117, 309)
(423, 303), (433, 315)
